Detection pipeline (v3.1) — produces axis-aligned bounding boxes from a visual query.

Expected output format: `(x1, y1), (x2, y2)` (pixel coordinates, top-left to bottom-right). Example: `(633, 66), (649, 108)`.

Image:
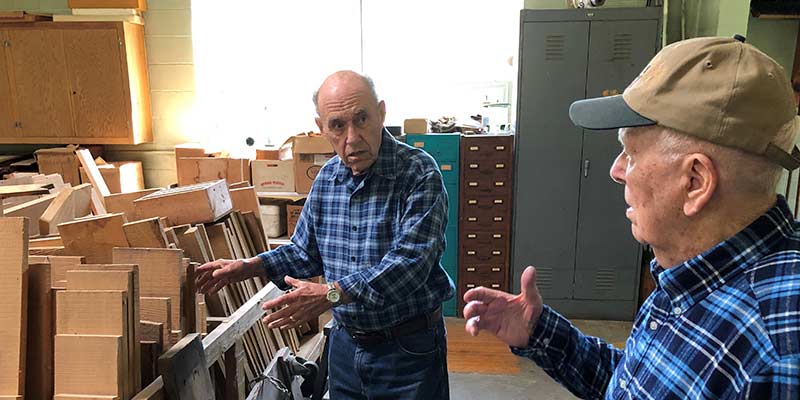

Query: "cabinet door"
(7, 27), (74, 139)
(0, 30), (16, 139)
(511, 21), (589, 299)
(573, 20), (659, 301)
(62, 27), (130, 140)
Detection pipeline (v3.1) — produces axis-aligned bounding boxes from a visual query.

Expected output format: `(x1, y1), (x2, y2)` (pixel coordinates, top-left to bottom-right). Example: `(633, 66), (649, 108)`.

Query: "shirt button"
(649, 321), (658, 330)
(542, 338), (550, 346)
(619, 379), (627, 389)
(351, 226), (357, 231)
(673, 306), (682, 315)
(350, 256), (356, 262)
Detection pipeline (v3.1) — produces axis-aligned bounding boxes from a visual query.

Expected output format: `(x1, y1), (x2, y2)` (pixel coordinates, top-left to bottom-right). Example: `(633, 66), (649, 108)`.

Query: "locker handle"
(413, 142), (425, 148)
(491, 284), (501, 288)
(584, 159), (590, 178)
(491, 267), (501, 272)
(466, 267), (476, 272)
(441, 164), (452, 171)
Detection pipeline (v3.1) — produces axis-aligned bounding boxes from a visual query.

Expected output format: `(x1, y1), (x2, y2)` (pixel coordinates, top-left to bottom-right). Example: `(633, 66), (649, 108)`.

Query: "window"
(191, 1), (519, 153)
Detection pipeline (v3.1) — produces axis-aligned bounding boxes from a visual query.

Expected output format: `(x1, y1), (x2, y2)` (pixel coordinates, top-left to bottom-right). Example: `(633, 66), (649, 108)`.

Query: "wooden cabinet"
(0, 22), (152, 144)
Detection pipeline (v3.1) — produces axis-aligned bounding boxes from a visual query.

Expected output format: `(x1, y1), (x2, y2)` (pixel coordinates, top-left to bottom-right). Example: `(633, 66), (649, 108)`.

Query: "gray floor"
(449, 319), (633, 400)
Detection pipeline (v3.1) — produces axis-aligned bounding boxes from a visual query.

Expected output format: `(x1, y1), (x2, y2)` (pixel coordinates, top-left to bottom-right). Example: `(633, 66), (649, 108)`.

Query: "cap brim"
(569, 95), (656, 130)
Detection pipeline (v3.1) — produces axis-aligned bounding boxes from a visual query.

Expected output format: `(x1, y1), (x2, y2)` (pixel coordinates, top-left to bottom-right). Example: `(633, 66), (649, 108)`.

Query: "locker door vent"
(594, 268), (616, 291)
(545, 35), (565, 61)
(612, 33), (633, 61)
(537, 267), (554, 290)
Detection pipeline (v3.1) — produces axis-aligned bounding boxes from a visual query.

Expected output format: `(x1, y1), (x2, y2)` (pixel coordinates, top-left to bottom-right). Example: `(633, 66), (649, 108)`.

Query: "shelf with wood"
(0, 21), (152, 144)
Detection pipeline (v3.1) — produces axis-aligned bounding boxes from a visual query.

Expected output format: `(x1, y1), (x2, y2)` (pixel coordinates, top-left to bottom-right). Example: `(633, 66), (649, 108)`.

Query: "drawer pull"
(413, 142), (425, 148)
(491, 267), (501, 272)
(495, 145), (505, 151)
(492, 234), (502, 239)
(494, 199), (503, 204)
(466, 267), (476, 272)
(493, 217), (503, 222)
(495, 163), (505, 169)
(467, 284), (476, 288)
(469, 146), (479, 151)
(494, 181), (505, 187)
(491, 283), (501, 288)
(469, 163), (479, 169)
(467, 234), (477, 239)
(441, 164), (452, 171)
(468, 182), (478, 187)
(468, 217), (477, 222)
(492, 250), (501, 255)
(468, 199), (477, 205)
(467, 250), (476, 255)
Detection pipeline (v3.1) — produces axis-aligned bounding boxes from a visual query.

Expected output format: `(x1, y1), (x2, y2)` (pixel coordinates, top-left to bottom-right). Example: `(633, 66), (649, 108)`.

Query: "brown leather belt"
(345, 307), (442, 346)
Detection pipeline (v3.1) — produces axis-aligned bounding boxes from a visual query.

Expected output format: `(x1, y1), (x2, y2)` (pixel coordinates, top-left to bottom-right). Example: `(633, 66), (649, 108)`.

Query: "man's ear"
(315, 117), (323, 133)
(682, 153), (718, 216)
(378, 100), (386, 124)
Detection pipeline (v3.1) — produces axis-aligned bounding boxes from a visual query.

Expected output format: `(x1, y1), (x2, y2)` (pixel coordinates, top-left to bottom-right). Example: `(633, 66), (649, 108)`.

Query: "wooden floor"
(446, 318), (521, 375)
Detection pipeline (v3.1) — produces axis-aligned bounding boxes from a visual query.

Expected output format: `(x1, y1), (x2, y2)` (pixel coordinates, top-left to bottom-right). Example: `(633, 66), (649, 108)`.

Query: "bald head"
(313, 70), (379, 114)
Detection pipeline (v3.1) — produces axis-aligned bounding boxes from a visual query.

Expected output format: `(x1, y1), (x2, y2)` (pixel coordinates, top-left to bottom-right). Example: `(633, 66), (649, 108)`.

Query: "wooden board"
(35, 145), (81, 186)
(176, 157), (250, 187)
(0, 184), (50, 197)
(30, 235), (63, 248)
(54, 334), (124, 397)
(25, 263), (53, 400)
(63, 267), (141, 392)
(58, 213), (129, 263)
(39, 184), (93, 236)
(124, 218), (168, 248)
(112, 248), (189, 334)
(141, 297), (171, 345)
(3, 194), (56, 236)
(36, 255), (85, 288)
(104, 188), (159, 220)
(75, 148), (111, 198)
(139, 321), (163, 345)
(229, 186), (260, 219)
(133, 180), (232, 226)
(242, 211), (267, 254)
(180, 226), (208, 264)
(55, 290), (130, 397)
(158, 334), (214, 400)
(0, 218), (28, 398)
(205, 223), (234, 259)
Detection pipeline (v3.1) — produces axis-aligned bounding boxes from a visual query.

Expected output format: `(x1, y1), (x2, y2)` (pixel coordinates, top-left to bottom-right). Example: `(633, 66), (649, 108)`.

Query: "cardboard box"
(256, 148), (280, 160)
(80, 161), (144, 194)
(251, 160), (295, 192)
(280, 134), (334, 194)
(287, 201), (305, 237)
(404, 118), (429, 134)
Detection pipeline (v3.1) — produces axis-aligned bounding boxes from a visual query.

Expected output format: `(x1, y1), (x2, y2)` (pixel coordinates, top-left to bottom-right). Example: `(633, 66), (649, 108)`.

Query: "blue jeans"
(328, 317), (450, 399)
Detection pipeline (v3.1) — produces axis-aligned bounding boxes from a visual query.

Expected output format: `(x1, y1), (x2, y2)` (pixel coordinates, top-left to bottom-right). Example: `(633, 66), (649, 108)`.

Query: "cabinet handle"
(492, 234), (502, 239)
(466, 267), (476, 272)
(467, 234), (476, 239)
(467, 250), (476, 255)
(494, 181), (505, 187)
(493, 199), (503, 204)
(413, 142), (425, 148)
(495, 145), (505, 151)
(466, 284), (476, 288)
(491, 267), (501, 272)
(469, 146), (479, 151)
(493, 217), (503, 222)
(469, 163), (479, 169)
(468, 182), (478, 187)
(468, 199), (477, 205)
(495, 163), (505, 169)
(13, 121), (22, 129)
(491, 283), (501, 288)
(492, 250), (501, 255)
(468, 217), (477, 222)
(584, 159), (590, 177)
(3, 40), (10, 48)
(441, 164), (452, 171)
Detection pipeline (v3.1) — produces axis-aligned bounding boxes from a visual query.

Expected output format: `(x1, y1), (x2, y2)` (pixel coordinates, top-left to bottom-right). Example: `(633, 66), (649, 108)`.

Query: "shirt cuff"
(337, 270), (385, 308)
(509, 305), (563, 359)
(258, 252), (292, 291)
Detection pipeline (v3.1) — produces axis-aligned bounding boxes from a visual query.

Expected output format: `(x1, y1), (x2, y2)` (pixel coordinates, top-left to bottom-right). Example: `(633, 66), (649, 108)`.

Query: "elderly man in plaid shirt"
(197, 70), (454, 399)
(465, 36), (800, 399)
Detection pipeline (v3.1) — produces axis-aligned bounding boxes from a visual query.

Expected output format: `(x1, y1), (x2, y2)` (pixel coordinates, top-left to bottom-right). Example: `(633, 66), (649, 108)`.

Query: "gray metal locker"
(511, 8), (662, 320)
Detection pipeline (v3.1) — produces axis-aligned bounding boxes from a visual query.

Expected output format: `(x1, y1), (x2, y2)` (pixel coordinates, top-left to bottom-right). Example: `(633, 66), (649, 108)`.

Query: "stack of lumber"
(55, 264), (140, 399)
(0, 218), (28, 400)
(174, 143), (251, 187)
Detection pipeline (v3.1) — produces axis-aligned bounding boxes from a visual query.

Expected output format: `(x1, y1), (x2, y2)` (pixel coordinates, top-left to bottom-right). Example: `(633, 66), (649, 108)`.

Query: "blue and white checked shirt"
(512, 196), (800, 399)
(258, 129), (455, 331)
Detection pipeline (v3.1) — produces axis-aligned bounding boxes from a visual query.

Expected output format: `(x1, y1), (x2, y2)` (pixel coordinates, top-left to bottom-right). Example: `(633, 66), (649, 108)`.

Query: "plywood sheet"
(54, 334), (124, 397)
(58, 213), (129, 263)
(0, 218), (28, 398)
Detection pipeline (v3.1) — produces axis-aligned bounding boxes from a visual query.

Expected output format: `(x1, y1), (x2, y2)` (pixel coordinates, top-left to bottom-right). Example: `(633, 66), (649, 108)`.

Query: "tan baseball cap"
(569, 35), (800, 170)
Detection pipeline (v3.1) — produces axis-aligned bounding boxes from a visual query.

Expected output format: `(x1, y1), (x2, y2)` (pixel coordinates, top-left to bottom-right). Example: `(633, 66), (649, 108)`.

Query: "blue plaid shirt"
(258, 129), (455, 331)
(512, 196), (800, 399)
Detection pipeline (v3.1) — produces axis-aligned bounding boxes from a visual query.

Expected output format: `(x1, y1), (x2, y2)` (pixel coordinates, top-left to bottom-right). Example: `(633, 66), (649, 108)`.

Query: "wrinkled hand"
(261, 276), (332, 329)
(463, 266), (544, 348)
(195, 258), (254, 295)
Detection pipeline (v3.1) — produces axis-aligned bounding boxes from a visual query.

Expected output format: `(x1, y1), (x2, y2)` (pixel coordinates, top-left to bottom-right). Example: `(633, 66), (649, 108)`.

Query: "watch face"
(327, 290), (341, 303)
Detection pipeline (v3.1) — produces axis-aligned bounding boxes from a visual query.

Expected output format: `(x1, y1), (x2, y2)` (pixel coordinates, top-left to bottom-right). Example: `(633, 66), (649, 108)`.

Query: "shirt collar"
(652, 196), (795, 310)
(332, 128), (398, 183)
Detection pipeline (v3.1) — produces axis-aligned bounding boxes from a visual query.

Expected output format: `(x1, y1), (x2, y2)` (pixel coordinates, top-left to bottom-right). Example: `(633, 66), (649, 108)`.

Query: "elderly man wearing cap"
(464, 36), (800, 398)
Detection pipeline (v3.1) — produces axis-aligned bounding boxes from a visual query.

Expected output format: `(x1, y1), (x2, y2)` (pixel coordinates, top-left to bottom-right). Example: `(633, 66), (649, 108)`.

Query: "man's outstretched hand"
(261, 276), (339, 329)
(195, 258), (256, 295)
(463, 266), (544, 348)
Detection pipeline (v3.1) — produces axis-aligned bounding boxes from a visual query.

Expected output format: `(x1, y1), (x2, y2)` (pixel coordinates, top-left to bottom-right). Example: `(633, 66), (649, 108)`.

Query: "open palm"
(463, 266), (544, 348)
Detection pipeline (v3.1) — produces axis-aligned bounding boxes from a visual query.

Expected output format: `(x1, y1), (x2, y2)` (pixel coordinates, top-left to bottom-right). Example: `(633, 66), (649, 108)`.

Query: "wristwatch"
(326, 282), (342, 306)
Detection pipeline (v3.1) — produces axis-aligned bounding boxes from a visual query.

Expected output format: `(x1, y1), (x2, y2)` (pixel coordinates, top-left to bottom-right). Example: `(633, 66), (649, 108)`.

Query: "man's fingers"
(262, 290), (297, 311)
(462, 300), (488, 321)
(520, 266), (539, 300)
(466, 316), (483, 337)
(463, 286), (503, 304)
(284, 276), (303, 288)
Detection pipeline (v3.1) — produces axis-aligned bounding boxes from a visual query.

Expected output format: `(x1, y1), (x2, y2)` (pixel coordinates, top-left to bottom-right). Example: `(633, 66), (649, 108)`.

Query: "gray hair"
(657, 127), (783, 196)
(312, 72), (379, 114)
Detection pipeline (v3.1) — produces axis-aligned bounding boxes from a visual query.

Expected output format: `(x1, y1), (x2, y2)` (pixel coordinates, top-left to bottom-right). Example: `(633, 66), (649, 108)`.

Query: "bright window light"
(191, 1), (520, 154)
